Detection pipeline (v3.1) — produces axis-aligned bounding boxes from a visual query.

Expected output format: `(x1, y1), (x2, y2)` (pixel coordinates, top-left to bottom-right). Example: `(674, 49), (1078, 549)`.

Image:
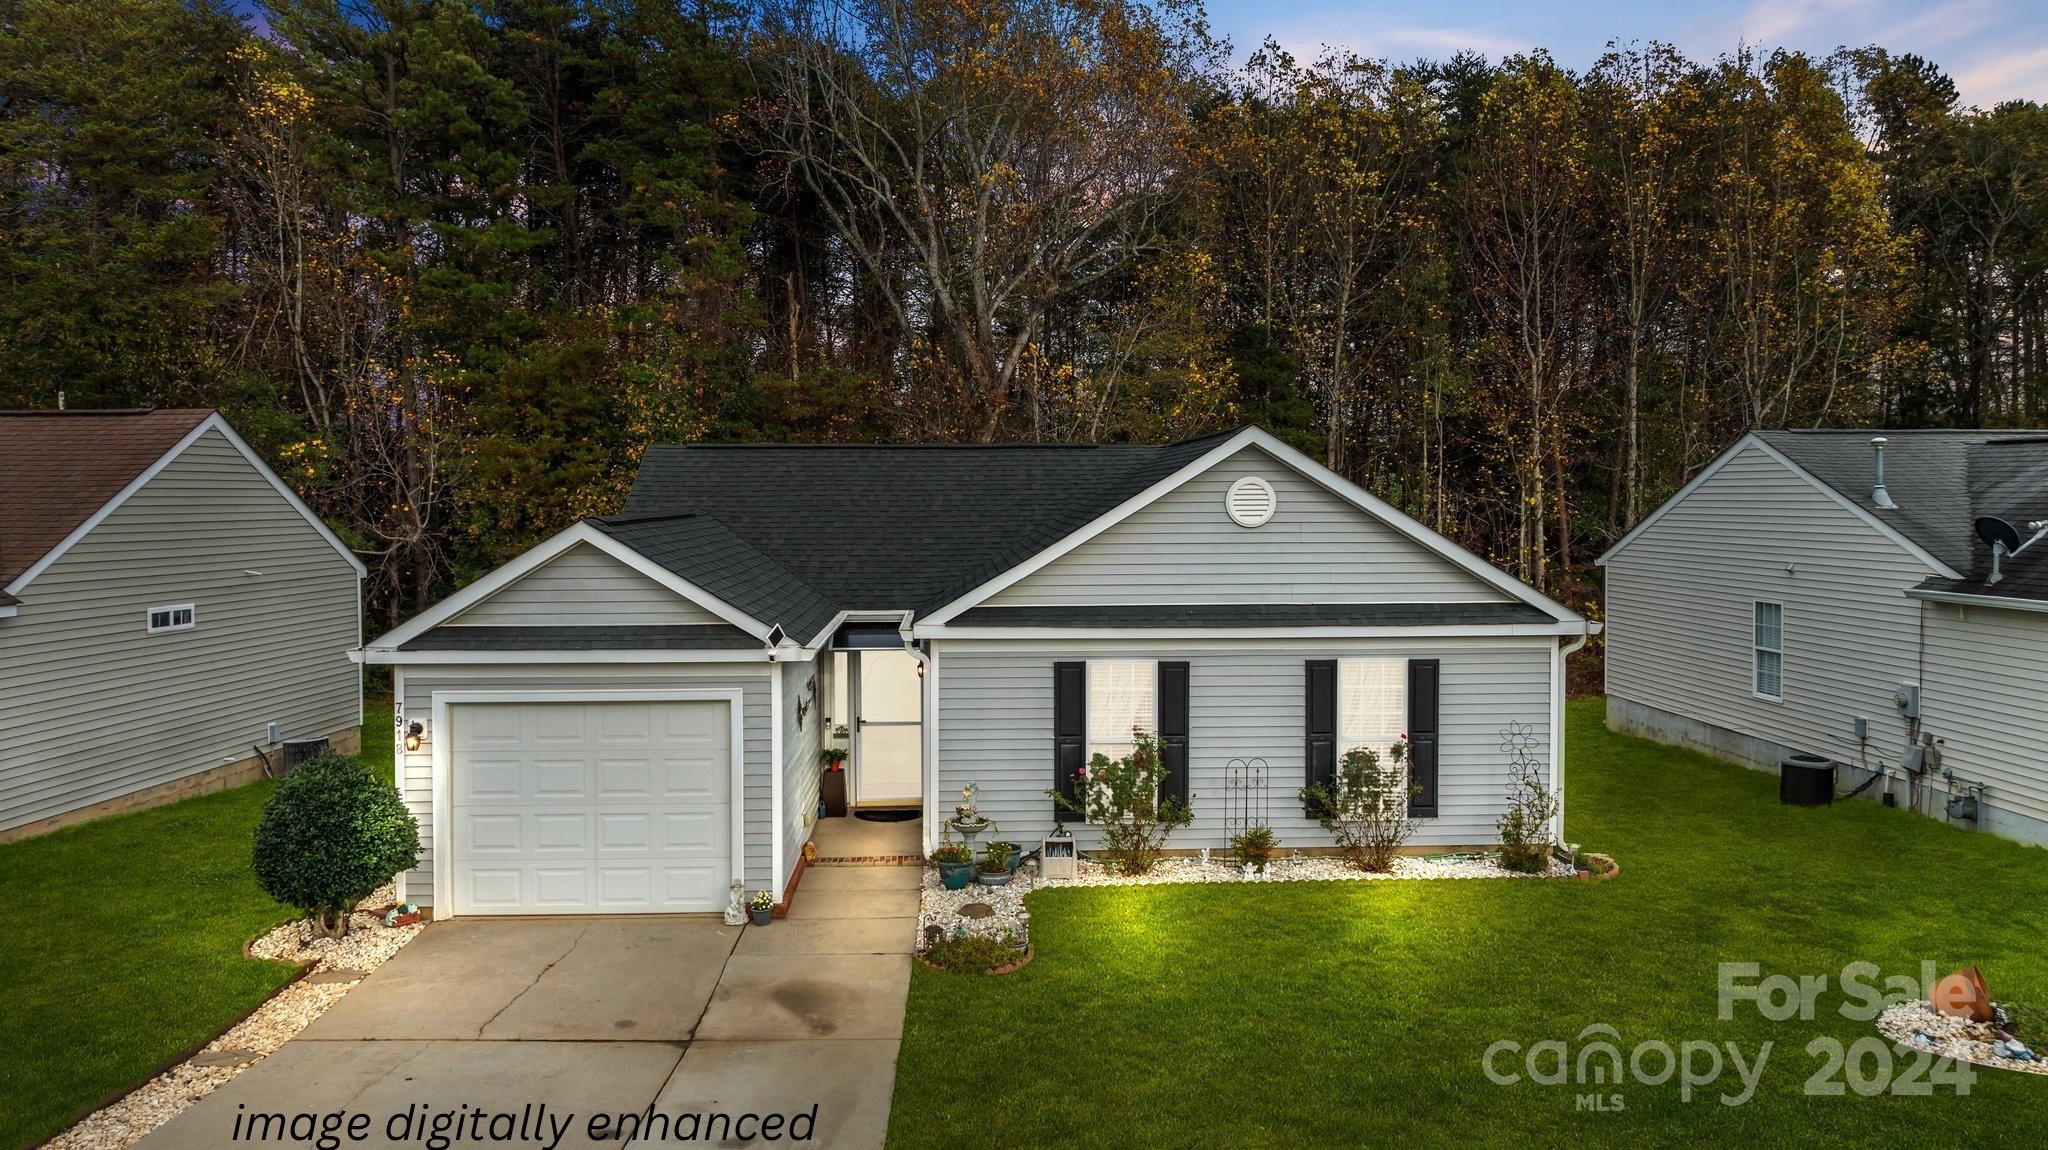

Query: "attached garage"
(433, 690), (746, 915)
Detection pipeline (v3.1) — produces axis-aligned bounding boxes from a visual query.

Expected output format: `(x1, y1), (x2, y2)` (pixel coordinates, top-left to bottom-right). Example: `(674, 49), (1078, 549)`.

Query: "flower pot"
(749, 906), (773, 926)
(989, 842), (1023, 873)
(938, 860), (974, 890)
(975, 869), (1012, 887)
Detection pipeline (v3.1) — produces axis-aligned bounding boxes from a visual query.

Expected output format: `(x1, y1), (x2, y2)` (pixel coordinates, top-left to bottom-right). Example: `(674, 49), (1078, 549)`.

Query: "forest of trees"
(4, 0), (2046, 625)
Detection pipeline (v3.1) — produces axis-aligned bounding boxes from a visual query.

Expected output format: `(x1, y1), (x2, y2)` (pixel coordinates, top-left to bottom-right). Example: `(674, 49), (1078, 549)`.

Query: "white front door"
(449, 699), (732, 914)
(853, 649), (923, 806)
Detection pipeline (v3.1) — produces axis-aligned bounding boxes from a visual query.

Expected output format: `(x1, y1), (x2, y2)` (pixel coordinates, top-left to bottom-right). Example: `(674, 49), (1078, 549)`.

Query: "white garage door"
(449, 699), (733, 914)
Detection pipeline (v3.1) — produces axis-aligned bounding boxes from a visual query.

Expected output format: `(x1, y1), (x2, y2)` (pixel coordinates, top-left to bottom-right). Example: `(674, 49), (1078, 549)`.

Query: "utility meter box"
(1893, 682), (1921, 718)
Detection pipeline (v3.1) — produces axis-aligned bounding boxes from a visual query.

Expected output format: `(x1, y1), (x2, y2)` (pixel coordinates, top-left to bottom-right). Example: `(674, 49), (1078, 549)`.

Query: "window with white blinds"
(1087, 660), (1156, 764)
(1339, 658), (1407, 765)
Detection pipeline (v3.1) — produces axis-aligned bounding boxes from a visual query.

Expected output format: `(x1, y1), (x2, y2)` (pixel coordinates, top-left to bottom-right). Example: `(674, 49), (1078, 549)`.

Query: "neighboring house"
(0, 409), (366, 841)
(361, 426), (1592, 918)
(1601, 428), (2048, 848)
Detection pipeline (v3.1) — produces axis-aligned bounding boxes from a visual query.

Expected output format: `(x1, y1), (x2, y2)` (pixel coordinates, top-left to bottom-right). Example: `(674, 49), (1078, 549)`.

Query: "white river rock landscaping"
(45, 885), (425, 1150)
(918, 852), (1574, 954)
(1878, 1000), (2048, 1077)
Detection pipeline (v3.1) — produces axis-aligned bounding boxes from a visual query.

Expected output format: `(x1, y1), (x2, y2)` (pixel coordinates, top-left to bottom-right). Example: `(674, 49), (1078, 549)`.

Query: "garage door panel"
(597, 757), (654, 797)
(450, 699), (733, 915)
(466, 869), (524, 908)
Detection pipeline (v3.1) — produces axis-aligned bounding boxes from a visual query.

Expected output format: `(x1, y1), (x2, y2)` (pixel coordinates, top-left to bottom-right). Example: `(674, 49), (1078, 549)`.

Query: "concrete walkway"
(140, 866), (918, 1150)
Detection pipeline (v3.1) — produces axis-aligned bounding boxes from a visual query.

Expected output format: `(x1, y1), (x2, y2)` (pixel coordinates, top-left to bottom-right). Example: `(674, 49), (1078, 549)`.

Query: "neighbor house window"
(146, 604), (196, 634)
(1339, 658), (1407, 764)
(1087, 661), (1156, 764)
(1753, 601), (1784, 700)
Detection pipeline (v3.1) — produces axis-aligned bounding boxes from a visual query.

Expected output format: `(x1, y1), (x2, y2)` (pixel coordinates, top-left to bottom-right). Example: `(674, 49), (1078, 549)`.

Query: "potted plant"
(818, 747), (848, 771)
(931, 840), (975, 890)
(748, 890), (774, 926)
(987, 840), (1024, 873)
(976, 840), (1016, 886)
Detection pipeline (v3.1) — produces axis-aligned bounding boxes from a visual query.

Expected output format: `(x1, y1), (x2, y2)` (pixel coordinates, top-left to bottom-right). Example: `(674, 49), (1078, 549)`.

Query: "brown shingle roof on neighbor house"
(0, 408), (212, 589)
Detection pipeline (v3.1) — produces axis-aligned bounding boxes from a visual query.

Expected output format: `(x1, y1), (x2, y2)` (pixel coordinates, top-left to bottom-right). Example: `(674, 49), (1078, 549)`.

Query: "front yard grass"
(0, 706), (393, 1149)
(890, 699), (2048, 1148)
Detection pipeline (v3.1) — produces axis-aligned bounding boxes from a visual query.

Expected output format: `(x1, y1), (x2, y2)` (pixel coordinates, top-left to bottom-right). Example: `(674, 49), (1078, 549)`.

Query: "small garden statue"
(723, 880), (748, 926)
(947, 782), (995, 844)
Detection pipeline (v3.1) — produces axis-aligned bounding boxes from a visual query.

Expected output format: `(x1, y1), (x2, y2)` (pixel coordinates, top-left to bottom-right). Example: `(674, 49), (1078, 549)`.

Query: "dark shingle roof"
(952, 603), (1557, 628)
(590, 513), (840, 642)
(612, 429), (1243, 640)
(0, 408), (211, 589)
(401, 624), (761, 651)
(1754, 429), (2048, 603)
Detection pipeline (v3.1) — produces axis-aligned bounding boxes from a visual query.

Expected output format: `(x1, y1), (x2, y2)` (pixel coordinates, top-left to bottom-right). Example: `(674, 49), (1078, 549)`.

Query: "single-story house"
(0, 408), (366, 841)
(1601, 428), (2048, 847)
(360, 426), (1594, 917)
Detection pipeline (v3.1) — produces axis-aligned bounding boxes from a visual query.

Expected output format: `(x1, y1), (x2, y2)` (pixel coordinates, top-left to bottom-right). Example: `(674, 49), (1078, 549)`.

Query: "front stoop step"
(811, 854), (924, 867)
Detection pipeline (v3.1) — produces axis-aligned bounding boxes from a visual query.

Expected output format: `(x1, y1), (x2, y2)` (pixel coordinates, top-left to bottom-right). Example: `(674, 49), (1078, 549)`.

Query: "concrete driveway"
(141, 865), (918, 1150)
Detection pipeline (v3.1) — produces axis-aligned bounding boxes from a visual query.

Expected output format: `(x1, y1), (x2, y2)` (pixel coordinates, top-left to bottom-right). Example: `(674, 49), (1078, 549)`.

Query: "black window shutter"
(1304, 660), (1337, 797)
(1053, 661), (1086, 821)
(1408, 658), (1440, 818)
(1158, 662), (1190, 805)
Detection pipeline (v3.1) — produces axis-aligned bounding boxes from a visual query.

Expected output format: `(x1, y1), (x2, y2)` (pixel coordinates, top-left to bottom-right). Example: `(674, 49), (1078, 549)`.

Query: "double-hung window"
(1086, 661), (1157, 763)
(1753, 601), (1784, 700)
(1338, 658), (1407, 765)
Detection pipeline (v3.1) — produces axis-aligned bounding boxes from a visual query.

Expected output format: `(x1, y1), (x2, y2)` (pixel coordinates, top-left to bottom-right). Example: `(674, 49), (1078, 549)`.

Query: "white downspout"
(899, 613), (936, 854)
(1551, 627), (1595, 848)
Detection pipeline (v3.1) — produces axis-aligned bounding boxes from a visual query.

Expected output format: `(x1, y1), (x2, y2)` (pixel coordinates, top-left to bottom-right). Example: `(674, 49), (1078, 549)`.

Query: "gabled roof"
(1752, 429), (1991, 574)
(618, 429), (1241, 627)
(0, 408), (211, 589)
(1, 408), (366, 602)
(368, 424), (1583, 656)
(1600, 427), (2048, 605)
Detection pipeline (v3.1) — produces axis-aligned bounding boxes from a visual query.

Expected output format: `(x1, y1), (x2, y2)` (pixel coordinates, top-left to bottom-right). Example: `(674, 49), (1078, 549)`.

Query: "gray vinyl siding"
(0, 428), (361, 832)
(394, 663), (776, 906)
(1604, 443), (1937, 768)
(932, 636), (1553, 850)
(780, 658), (824, 883)
(987, 446), (1511, 606)
(450, 542), (724, 627)
(1919, 603), (2048, 831)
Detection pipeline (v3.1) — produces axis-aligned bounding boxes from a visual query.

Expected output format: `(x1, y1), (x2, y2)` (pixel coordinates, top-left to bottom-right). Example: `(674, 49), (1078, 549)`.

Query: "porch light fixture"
(403, 722), (423, 752)
(915, 660), (927, 679)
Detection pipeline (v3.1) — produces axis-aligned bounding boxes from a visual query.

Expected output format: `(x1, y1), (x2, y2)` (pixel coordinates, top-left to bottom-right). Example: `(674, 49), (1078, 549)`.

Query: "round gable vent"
(1225, 476), (1277, 527)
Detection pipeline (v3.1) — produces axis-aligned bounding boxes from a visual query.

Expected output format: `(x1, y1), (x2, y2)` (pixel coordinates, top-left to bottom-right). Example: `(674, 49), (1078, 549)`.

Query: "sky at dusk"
(222, 1), (2047, 107)
(1202, 0), (2046, 107)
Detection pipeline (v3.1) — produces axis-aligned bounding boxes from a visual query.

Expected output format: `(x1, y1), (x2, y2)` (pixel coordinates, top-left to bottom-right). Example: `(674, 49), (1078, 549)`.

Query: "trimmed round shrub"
(252, 754), (420, 936)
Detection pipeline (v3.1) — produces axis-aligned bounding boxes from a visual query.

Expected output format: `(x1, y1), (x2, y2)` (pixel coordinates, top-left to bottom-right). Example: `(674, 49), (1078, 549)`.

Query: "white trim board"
(919, 426), (1580, 627)
(3, 412), (367, 598)
(364, 521), (778, 651)
(428, 687), (747, 918)
(359, 649), (780, 665)
(915, 622), (1594, 641)
(1906, 588), (2048, 614)
(1595, 433), (1963, 579)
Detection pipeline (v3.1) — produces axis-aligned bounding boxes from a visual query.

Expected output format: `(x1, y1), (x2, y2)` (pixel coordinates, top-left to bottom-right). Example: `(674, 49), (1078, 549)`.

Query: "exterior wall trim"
(362, 649), (783, 665)
(1905, 587), (2048, 614)
(1596, 433), (1962, 579)
(916, 623), (1592, 640)
(427, 687), (747, 918)
(3, 412), (367, 599)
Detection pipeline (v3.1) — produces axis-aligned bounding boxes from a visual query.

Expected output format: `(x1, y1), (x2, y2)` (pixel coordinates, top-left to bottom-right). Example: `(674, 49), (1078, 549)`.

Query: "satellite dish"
(1976, 517), (2022, 554)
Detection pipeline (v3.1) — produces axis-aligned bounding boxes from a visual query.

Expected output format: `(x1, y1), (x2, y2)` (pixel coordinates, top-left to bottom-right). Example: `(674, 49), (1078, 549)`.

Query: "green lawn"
(890, 699), (2048, 1148)
(0, 706), (392, 1149)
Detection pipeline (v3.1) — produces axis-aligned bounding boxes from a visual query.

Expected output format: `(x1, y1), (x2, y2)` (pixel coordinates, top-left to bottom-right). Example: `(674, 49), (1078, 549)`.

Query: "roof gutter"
(1904, 587), (2048, 615)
